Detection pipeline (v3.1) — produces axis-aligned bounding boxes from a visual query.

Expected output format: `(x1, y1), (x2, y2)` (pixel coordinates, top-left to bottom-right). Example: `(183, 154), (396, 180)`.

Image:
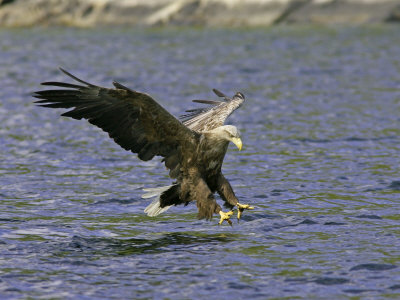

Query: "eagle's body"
(34, 69), (253, 224)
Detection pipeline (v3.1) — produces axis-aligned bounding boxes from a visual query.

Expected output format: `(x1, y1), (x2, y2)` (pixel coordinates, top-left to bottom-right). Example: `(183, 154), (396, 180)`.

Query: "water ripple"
(1, 26), (400, 299)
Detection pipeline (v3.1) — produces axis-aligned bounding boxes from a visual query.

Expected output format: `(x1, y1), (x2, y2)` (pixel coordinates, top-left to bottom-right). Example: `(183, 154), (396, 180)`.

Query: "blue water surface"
(0, 25), (400, 299)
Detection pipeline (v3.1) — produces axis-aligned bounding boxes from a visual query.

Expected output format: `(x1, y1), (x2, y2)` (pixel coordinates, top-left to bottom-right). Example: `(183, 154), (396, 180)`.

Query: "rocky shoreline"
(0, 0), (399, 27)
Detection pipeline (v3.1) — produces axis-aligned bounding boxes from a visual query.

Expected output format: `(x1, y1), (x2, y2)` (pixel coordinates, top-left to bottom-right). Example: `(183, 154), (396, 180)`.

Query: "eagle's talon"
(218, 210), (233, 225)
(236, 203), (254, 220)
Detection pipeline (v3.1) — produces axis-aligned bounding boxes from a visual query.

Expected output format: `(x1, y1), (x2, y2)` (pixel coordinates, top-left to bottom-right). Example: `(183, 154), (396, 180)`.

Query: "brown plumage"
(34, 68), (248, 222)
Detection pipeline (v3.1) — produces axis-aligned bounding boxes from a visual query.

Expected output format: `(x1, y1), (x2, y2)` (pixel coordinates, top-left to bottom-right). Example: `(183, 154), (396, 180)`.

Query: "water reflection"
(58, 232), (237, 256)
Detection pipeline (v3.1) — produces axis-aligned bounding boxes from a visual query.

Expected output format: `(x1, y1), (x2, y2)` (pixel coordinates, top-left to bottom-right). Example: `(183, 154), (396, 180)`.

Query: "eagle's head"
(214, 125), (242, 151)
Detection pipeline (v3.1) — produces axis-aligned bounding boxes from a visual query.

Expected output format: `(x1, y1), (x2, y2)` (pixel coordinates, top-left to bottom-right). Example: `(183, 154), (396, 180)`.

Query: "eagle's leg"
(193, 177), (233, 224)
(217, 174), (254, 221)
(218, 210), (233, 226)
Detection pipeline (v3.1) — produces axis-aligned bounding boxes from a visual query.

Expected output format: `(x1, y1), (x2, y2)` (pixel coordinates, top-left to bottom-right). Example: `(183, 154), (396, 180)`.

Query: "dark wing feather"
(34, 68), (198, 179)
(180, 90), (245, 132)
(191, 100), (222, 105)
(212, 88), (229, 100)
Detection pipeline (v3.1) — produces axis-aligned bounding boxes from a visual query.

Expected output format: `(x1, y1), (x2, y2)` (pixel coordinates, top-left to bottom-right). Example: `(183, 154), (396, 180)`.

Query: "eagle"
(33, 68), (253, 225)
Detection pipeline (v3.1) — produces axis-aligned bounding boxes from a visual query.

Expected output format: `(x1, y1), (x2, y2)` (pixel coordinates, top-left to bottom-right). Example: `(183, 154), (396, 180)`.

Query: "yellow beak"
(231, 137), (243, 151)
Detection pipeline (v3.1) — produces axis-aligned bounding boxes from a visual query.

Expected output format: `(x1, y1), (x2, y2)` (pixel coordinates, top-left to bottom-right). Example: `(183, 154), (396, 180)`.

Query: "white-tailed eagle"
(33, 68), (253, 225)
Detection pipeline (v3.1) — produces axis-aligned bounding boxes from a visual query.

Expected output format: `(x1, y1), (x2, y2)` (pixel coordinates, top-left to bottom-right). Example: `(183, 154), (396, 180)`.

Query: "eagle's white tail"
(143, 185), (173, 217)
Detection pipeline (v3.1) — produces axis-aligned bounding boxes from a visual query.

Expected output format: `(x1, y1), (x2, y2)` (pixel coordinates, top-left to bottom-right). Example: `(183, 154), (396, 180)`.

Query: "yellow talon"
(237, 203), (254, 220)
(218, 210), (234, 226)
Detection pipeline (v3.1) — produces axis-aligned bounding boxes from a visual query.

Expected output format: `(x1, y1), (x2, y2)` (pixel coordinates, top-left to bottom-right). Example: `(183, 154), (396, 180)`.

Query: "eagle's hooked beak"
(231, 137), (242, 151)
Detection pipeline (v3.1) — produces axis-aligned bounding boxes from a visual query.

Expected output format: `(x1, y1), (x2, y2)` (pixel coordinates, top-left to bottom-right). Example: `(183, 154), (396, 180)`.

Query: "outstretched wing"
(33, 68), (198, 179)
(180, 89), (245, 132)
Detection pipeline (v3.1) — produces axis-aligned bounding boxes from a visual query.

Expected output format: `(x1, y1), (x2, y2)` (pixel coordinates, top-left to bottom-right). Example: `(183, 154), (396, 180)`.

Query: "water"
(1, 25), (400, 299)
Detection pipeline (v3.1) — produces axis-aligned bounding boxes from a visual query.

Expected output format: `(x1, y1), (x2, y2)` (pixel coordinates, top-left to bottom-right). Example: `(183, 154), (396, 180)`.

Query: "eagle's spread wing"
(34, 68), (197, 178)
(180, 89), (245, 132)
